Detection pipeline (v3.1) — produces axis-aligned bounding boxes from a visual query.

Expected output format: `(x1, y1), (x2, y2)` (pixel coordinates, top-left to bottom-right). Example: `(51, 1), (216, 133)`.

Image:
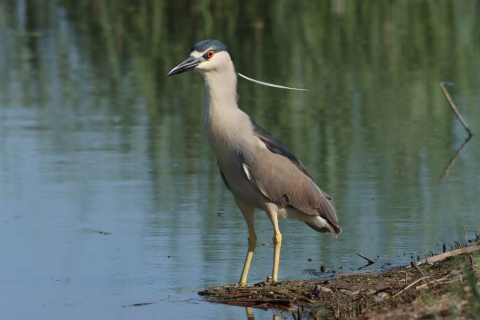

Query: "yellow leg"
(271, 225), (282, 282)
(239, 226), (257, 285)
(235, 197), (256, 286)
(245, 307), (254, 320)
(265, 203), (282, 282)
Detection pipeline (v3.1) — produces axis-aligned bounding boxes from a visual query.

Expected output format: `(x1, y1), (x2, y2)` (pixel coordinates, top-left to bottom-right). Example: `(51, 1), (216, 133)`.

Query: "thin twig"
(463, 226), (469, 247)
(357, 253), (375, 264)
(439, 82), (473, 137)
(393, 276), (431, 298)
(411, 260), (442, 287)
(470, 253), (478, 280)
(411, 260), (427, 278)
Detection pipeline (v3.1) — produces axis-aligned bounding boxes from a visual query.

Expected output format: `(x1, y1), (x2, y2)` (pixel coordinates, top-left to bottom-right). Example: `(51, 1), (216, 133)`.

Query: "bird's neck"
(202, 63), (238, 128)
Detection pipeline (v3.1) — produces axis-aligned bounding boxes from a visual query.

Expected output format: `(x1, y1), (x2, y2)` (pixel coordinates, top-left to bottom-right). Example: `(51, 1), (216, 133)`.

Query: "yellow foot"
(266, 276), (275, 284)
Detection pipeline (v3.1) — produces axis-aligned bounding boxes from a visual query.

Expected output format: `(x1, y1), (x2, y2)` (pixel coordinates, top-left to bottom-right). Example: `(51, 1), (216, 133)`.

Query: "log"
(417, 245), (479, 265)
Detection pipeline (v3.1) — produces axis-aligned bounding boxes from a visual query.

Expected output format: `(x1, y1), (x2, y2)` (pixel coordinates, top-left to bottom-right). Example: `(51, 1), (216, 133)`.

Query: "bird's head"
(167, 40), (232, 77)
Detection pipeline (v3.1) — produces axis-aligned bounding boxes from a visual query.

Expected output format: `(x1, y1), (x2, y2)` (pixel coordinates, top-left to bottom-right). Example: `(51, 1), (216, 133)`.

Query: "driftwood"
(417, 245), (480, 265)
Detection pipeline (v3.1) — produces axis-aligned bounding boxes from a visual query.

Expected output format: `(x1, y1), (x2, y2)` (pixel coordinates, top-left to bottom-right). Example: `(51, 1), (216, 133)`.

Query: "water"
(1, 1), (479, 319)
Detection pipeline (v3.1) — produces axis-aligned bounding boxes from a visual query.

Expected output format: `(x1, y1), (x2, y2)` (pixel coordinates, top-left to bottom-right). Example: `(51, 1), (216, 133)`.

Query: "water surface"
(1, 1), (479, 319)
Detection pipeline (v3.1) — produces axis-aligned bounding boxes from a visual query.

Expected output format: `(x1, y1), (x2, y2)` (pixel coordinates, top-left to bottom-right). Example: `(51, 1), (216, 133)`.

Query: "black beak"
(166, 56), (202, 77)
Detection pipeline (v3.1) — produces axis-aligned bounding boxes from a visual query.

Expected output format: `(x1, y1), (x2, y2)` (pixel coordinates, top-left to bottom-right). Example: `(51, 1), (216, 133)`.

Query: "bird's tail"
(304, 221), (342, 237)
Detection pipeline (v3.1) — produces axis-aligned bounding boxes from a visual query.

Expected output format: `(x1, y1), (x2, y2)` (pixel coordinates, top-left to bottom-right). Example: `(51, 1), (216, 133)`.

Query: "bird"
(167, 40), (341, 286)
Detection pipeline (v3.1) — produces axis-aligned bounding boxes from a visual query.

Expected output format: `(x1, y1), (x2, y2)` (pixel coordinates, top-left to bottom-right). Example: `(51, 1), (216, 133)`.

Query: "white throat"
(198, 55), (253, 156)
(200, 58), (238, 128)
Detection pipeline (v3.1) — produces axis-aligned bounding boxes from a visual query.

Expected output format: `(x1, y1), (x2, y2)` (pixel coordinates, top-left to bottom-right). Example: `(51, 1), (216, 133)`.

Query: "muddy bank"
(199, 243), (479, 319)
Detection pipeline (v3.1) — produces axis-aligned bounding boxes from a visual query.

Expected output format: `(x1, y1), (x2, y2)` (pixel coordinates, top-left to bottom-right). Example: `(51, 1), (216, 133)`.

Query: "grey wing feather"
(245, 119), (341, 234)
(250, 119), (313, 179)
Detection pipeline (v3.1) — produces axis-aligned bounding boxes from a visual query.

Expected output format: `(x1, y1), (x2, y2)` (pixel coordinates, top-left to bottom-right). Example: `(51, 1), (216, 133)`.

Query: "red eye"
(205, 50), (215, 59)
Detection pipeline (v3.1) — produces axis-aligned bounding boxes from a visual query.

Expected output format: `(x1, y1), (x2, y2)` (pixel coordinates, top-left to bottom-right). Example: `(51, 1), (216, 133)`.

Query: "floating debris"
(357, 253), (375, 265)
(83, 228), (111, 235)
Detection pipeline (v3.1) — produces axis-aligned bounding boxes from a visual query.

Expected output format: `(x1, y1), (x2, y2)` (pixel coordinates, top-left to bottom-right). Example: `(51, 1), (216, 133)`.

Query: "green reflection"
(0, 0), (479, 280)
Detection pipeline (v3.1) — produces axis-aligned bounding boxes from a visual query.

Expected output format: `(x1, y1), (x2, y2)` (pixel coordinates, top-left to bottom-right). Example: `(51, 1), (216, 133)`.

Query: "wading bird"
(167, 40), (341, 286)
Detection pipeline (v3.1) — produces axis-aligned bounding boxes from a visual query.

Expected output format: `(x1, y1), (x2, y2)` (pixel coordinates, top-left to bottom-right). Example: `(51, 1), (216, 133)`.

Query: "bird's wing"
(243, 119), (340, 233)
